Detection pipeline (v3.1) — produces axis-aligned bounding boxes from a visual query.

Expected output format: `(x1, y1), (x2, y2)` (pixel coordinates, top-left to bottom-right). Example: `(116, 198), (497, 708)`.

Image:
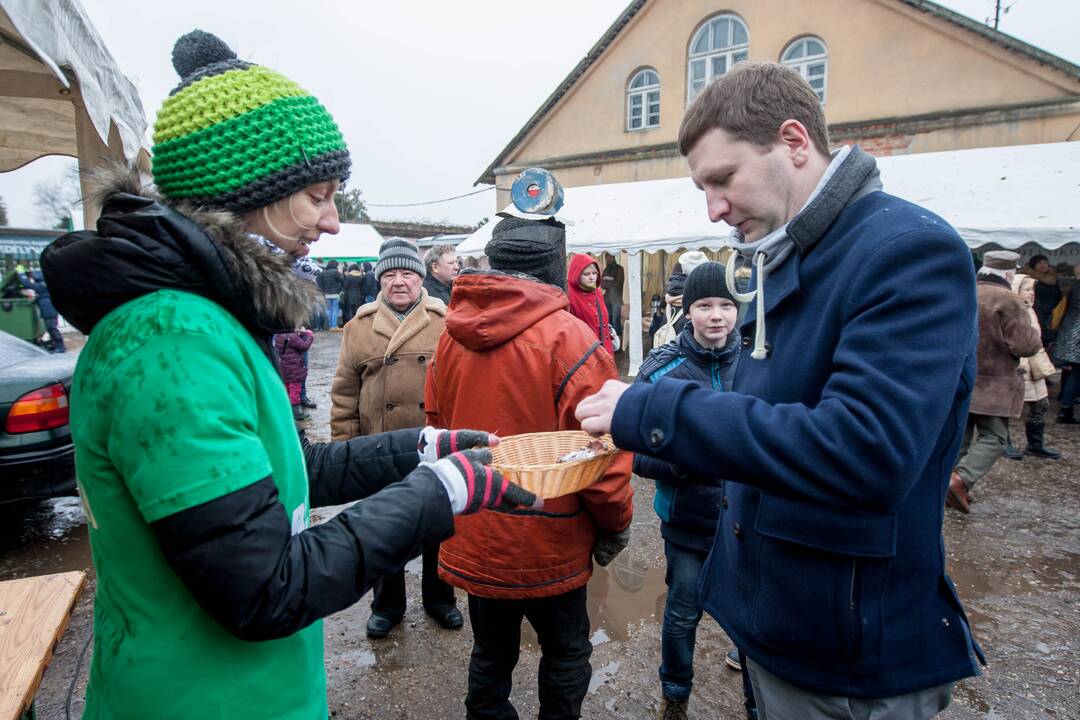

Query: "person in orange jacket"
(425, 216), (634, 720)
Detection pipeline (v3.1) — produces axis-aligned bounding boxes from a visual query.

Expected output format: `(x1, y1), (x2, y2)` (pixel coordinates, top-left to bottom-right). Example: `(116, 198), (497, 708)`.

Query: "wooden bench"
(0, 571), (86, 720)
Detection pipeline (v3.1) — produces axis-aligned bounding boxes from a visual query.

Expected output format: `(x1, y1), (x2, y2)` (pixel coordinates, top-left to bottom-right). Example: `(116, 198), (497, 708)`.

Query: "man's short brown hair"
(678, 62), (830, 157)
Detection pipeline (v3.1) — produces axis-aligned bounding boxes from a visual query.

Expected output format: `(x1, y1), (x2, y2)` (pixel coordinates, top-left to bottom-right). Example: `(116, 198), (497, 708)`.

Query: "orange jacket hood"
(446, 271), (570, 351)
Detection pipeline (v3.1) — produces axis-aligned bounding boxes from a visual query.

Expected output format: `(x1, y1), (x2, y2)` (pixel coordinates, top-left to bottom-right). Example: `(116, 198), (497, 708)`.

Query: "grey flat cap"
(983, 250), (1020, 270)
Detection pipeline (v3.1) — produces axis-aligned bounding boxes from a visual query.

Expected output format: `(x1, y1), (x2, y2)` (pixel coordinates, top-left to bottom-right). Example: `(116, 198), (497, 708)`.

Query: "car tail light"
(5, 383), (70, 434)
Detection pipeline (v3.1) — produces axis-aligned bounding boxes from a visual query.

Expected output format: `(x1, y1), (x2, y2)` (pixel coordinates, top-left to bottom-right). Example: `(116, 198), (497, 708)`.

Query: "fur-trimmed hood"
(41, 163), (319, 340)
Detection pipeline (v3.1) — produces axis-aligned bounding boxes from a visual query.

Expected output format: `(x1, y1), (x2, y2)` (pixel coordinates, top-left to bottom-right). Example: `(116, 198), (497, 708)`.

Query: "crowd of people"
(35, 26), (1078, 720)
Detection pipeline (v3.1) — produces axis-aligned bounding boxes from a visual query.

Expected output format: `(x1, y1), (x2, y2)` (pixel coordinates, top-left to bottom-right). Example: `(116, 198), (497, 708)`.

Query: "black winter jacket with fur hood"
(42, 165), (454, 640)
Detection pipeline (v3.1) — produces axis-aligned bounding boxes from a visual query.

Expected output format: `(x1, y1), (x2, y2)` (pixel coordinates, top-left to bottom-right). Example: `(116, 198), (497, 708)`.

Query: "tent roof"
(457, 141), (1080, 257)
(309, 223), (383, 261)
(416, 233), (470, 249)
(0, 0), (149, 171)
(457, 176), (732, 257)
(878, 141), (1079, 250)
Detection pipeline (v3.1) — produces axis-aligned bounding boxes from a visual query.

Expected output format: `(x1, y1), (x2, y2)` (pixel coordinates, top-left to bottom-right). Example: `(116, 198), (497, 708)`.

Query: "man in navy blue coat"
(578, 63), (984, 718)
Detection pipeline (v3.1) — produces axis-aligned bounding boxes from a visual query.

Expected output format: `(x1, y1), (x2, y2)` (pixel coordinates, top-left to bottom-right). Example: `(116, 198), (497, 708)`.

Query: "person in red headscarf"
(566, 253), (615, 355)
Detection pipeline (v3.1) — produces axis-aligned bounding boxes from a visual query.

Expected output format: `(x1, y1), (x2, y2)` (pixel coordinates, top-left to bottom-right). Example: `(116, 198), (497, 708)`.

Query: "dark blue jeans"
(43, 316), (65, 353)
(660, 541), (708, 700)
(325, 296), (339, 328)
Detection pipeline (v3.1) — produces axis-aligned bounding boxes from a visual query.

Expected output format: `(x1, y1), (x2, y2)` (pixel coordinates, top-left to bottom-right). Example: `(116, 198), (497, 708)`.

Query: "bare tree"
(334, 188), (369, 223)
(0, 196), (8, 226)
(34, 166), (82, 229)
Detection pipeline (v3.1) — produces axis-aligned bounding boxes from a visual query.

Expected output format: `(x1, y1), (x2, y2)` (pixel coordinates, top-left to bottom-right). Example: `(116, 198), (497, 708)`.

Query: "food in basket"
(491, 431), (617, 499)
(557, 438), (610, 463)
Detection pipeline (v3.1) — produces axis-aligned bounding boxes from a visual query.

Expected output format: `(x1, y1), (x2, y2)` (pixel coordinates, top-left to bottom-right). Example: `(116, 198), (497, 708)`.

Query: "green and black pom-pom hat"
(151, 30), (351, 213)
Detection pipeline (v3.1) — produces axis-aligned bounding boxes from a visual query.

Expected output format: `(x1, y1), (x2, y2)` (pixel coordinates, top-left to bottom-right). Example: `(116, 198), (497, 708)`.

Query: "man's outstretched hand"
(575, 380), (631, 436)
(418, 427), (500, 464)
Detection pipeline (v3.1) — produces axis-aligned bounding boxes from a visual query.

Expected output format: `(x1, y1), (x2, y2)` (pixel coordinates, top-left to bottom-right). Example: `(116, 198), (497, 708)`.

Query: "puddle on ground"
(520, 550), (667, 649)
(0, 496), (91, 581)
(587, 661), (620, 693)
(336, 645), (405, 673)
(588, 553), (667, 642)
(947, 551), (1080, 604)
(953, 681), (1029, 719)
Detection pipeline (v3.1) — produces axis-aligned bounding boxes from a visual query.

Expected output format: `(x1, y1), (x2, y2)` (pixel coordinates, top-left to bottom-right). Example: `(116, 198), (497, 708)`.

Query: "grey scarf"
(382, 296), (420, 321)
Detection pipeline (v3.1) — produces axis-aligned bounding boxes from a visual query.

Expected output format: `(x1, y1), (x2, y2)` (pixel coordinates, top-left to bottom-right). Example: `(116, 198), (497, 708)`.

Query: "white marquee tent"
(0, 0), (150, 224)
(879, 141), (1079, 250)
(458, 141), (1080, 374)
(308, 222), (383, 263)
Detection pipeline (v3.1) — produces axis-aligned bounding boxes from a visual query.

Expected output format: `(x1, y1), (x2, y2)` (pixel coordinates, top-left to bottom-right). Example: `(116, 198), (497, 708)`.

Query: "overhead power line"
(366, 186), (494, 208)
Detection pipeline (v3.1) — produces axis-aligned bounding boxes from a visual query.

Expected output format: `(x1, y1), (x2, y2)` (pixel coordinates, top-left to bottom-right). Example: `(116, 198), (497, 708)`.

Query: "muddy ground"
(2, 328), (1077, 719)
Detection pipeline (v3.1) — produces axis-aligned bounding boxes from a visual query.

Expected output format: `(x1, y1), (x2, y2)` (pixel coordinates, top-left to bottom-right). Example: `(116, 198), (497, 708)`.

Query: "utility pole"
(993, 0), (1002, 30)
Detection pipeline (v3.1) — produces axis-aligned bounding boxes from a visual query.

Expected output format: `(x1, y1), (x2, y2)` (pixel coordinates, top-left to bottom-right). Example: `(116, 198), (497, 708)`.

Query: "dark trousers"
(43, 316), (65, 353)
(371, 544), (455, 620)
(465, 586), (592, 720)
(1060, 363), (1080, 409)
(661, 541), (756, 710)
(659, 541), (707, 700)
(606, 302), (622, 339)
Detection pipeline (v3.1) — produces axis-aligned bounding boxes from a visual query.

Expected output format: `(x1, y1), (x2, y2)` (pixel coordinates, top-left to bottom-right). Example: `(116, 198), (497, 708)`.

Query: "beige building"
(477, 0), (1080, 209)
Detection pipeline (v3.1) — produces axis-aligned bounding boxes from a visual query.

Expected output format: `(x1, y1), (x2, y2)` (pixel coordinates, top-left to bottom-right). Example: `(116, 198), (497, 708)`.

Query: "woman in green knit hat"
(41, 30), (534, 720)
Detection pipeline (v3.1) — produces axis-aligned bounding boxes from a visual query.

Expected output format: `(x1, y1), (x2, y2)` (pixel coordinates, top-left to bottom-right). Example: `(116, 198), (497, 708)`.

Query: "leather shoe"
(365, 613), (400, 639)
(426, 605), (464, 630)
(659, 696), (689, 720)
(1001, 444), (1024, 460)
(946, 472), (970, 514)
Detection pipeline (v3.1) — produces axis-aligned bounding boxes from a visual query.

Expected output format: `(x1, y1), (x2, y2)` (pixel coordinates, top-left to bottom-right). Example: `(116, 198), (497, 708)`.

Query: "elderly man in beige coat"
(949, 251), (1042, 513)
(331, 237), (461, 638)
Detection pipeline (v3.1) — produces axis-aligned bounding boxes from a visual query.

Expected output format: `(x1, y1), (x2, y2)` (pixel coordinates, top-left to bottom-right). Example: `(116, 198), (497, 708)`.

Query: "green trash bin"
(0, 271), (44, 343)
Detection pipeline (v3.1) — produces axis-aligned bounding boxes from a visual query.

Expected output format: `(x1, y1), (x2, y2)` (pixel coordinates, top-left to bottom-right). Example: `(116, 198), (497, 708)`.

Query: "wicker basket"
(491, 431), (617, 500)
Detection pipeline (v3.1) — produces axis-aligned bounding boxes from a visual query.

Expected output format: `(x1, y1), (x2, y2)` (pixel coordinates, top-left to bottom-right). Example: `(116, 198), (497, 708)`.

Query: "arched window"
(781, 37), (828, 103)
(627, 68), (660, 131)
(687, 14), (749, 102)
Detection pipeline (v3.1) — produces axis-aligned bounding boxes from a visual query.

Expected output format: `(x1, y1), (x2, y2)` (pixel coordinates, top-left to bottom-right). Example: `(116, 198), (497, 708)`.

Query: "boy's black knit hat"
(683, 261), (735, 308)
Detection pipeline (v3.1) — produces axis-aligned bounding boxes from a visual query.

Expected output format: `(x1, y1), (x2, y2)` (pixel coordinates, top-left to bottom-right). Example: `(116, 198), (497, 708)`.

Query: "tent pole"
(628, 250), (643, 377)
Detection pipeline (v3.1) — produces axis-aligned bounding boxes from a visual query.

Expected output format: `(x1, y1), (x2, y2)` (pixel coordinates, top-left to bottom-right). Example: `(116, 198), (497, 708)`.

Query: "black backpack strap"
(555, 340), (602, 411)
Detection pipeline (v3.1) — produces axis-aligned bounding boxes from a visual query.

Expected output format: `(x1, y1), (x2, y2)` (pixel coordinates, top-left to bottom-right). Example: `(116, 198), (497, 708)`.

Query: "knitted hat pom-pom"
(171, 30), (237, 78)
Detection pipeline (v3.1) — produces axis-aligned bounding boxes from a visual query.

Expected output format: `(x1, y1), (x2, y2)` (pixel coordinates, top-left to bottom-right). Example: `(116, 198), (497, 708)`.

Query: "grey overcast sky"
(1, 0), (1077, 228)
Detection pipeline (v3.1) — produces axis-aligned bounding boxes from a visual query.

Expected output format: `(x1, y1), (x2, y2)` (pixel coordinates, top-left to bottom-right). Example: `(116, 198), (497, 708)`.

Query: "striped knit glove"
(417, 426), (496, 464)
(428, 448), (538, 515)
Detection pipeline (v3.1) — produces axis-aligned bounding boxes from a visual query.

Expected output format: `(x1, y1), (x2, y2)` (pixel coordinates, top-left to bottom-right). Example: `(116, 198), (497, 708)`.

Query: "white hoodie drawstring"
(725, 251), (769, 360)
